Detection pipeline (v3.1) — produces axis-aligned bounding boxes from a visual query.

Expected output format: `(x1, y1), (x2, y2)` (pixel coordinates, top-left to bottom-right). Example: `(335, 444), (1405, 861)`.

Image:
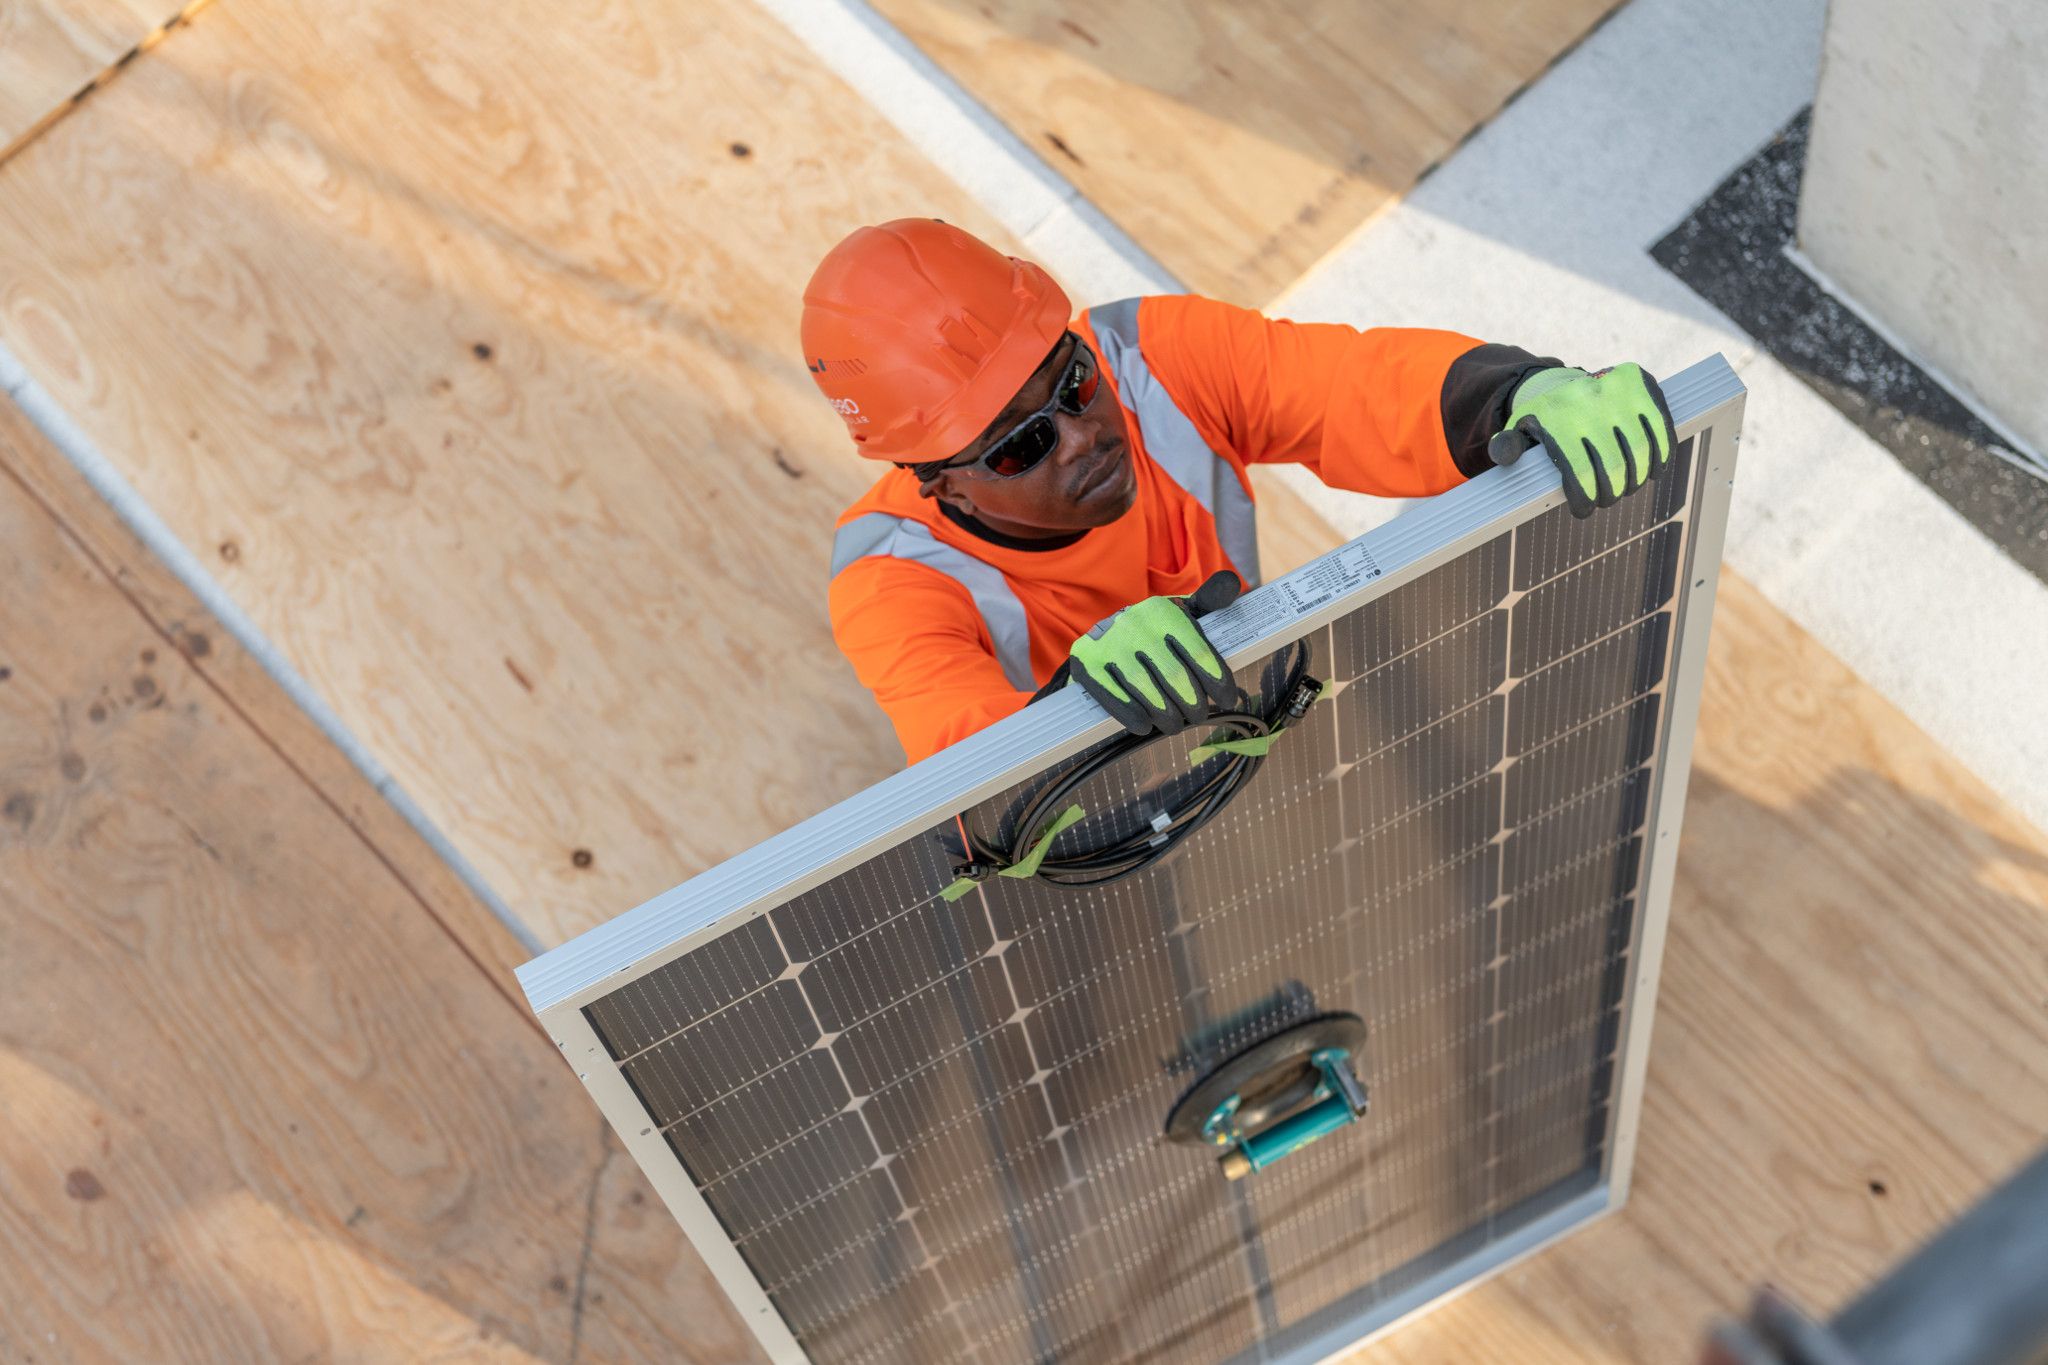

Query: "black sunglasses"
(925, 337), (1101, 481)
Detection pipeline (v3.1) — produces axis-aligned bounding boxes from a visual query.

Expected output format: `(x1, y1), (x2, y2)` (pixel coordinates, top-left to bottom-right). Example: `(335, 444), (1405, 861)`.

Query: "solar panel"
(520, 355), (1744, 1365)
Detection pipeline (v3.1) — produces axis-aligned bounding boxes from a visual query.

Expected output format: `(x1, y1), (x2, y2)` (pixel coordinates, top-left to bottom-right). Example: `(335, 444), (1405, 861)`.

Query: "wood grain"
(0, 396), (758, 1362)
(866, 0), (1625, 304)
(4, 0), (2043, 1353)
(0, 0), (205, 162)
(0, 397), (534, 992)
(1351, 568), (2048, 1362)
(0, 0), (1347, 949)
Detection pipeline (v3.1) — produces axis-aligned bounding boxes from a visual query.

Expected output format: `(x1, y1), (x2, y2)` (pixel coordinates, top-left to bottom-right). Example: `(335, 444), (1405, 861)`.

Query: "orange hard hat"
(801, 219), (1071, 463)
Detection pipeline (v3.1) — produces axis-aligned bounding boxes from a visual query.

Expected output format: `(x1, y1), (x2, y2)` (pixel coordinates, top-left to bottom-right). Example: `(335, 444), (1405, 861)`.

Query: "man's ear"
(926, 473), (977, 516)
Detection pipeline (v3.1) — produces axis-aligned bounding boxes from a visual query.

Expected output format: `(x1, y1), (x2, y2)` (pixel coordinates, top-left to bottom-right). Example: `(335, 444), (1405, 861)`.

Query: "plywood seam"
(0, 434), (545, 1037)
(749, 0), (1178, 297)
(0, 0), (219, 168)
(1271, 0), (1640, 314)
(847, 0), (1635, 304)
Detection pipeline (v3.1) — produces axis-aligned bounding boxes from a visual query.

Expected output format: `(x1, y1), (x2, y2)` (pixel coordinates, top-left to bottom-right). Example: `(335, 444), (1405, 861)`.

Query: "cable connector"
(940, 862), (996, 901)
(1283, 675), (1325, 721)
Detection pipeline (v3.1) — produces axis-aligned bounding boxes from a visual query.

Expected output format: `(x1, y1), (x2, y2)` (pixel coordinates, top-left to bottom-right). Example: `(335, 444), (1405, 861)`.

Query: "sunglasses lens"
(1059, 353), (1099, 414)
(982, 416), (1059, 477)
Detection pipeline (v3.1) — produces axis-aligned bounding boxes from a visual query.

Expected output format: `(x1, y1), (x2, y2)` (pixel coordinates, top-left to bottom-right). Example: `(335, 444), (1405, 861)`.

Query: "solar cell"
(519, 355), (1745, 1364)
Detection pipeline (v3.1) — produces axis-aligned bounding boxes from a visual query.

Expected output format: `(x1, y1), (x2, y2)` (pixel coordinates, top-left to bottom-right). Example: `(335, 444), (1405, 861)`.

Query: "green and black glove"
(1488, 363), (1678, 519)
(1069, 571), (1242, 736)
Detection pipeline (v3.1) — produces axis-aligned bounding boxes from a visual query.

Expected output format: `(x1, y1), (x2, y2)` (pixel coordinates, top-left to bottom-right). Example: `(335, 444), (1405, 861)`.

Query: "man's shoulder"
(1076, 293), (1247, 339)
(831, 470), (1015, 590)
(1078, 294), (1264, 407)
(835, 464), (933, 530)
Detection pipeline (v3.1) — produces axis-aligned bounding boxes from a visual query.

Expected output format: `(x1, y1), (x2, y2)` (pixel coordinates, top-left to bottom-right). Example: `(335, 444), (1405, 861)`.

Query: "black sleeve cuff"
(1440, 343), (1564, 479)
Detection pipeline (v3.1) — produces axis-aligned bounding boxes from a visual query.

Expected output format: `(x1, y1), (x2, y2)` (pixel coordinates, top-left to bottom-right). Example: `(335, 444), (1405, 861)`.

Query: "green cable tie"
(1188, 678), (1329, 766)
(938, 877), (980, 902)
(1188, 731), (1282, 765)
(998, 803), (1088, 880)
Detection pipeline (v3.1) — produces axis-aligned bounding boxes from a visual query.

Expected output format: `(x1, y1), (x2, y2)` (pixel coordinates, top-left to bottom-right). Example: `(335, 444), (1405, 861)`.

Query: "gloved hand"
(1488, 363), (1678, 519)
(1069, 571), (1243, 736)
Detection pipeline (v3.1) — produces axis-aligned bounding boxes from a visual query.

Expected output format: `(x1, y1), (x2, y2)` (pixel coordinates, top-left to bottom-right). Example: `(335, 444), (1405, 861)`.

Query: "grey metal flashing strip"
(519, 351), (1742, 1017)
(828, 512), (1036, 690)
(1088, 296), (1265, 585)
(0, 340), (544, 956)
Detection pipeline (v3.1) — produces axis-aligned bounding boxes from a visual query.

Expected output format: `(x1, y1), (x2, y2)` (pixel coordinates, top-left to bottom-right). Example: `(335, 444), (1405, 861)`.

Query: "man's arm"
(1131, 294), (1561, 497)
(829, 556), (1033, 763)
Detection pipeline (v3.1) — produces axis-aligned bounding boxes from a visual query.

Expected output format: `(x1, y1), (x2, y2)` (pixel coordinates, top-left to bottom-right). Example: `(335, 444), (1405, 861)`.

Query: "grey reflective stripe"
(830, 513), (1036, 691)
(1088, 297), (1262, 585)
(829, 512), (903, 578)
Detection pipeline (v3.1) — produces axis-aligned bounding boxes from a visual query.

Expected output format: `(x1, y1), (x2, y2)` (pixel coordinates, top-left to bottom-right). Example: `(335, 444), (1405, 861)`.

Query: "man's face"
(921, 335), (1138, 535)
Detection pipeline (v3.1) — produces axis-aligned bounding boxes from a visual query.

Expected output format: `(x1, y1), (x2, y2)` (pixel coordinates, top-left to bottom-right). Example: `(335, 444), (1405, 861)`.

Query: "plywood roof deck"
(866, 0), (1628, 305)
(2, 0), (2045, 1358)
(0, 397), (752, 1362)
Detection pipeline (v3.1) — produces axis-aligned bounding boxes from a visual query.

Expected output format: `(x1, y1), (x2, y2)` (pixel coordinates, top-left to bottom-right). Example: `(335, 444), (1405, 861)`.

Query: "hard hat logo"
(799, 218), (1071, 464)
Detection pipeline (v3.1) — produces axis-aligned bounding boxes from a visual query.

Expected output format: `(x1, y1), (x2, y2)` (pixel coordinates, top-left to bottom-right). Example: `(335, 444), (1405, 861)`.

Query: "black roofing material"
(1653, 108), (2048, 582)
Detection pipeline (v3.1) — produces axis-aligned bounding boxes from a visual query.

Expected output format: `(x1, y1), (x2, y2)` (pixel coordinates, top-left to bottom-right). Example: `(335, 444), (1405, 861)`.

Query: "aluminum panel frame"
(1604, 389), (1745, 1207)
(522, 353), (1746, 1365)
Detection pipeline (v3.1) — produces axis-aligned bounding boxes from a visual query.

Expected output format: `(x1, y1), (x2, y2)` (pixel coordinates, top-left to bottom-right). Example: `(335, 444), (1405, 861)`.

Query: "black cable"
(951, 640), (1323, 892)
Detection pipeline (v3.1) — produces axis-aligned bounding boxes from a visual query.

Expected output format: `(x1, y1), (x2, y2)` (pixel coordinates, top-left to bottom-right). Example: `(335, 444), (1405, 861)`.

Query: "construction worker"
(806, 219), (1677, 764)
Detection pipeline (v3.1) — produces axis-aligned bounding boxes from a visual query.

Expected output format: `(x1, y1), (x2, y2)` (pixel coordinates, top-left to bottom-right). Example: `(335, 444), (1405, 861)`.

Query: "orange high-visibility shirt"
(828, 294), (1548, 763)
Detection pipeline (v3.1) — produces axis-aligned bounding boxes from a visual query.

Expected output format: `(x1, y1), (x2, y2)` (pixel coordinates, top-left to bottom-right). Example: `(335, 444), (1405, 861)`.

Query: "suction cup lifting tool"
(1165, 1013), (1370, 1181)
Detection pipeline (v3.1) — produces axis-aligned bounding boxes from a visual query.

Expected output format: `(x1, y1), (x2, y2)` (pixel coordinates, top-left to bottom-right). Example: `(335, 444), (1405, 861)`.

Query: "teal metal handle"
(1214, 1047), (1369, 1180)
(1238, 1092), (1355, 1171)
